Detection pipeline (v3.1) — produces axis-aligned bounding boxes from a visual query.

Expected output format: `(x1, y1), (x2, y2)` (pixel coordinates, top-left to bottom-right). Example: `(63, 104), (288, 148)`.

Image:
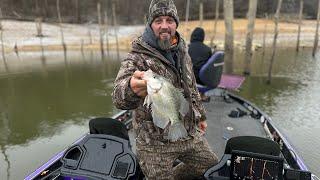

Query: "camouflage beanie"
(147, 0), (179, 27)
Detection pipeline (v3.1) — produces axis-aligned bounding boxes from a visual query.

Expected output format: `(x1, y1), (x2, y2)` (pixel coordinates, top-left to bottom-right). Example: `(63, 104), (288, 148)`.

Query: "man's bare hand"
(198, 121), (208, 135)
(130, 71), (147, 97)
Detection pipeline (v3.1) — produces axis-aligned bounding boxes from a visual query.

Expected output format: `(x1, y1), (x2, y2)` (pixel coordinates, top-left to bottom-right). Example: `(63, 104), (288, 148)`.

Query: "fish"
(142, 69), (189, 142)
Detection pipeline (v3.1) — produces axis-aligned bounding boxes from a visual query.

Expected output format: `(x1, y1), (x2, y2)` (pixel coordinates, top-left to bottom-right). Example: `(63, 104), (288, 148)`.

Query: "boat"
(25, 52), (317, 180)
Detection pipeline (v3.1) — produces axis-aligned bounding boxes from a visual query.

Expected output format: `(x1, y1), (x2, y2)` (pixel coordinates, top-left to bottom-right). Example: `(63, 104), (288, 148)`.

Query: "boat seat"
(224, 136), (281, 156)
(197, 51), (224, 93)
(60, 118), (142, 180)
(89, 117), (129, 141)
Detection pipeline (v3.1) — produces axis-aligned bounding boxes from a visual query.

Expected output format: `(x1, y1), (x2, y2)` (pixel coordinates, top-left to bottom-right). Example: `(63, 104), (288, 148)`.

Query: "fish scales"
(142, 70), (189, 142)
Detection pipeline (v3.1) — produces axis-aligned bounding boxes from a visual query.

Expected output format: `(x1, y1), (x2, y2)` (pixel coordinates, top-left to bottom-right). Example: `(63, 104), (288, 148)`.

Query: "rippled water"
(0, 48), (319, 179)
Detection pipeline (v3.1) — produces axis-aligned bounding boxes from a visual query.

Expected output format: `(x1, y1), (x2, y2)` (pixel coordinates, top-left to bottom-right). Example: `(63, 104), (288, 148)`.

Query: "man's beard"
(157, 36), (172, 51)
(156, 29), (174, 51)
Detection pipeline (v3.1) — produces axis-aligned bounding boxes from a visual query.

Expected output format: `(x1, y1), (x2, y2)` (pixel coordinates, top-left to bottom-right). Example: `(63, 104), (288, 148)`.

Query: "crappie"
(142, 69), (189, 142)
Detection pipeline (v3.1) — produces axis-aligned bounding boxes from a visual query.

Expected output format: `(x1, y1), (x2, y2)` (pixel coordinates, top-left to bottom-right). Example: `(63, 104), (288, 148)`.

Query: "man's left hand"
(198, 121), (207, 135)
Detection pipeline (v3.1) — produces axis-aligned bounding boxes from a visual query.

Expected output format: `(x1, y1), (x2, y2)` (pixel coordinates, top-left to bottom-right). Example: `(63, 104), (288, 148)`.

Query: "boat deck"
(203, 90), (268, 159)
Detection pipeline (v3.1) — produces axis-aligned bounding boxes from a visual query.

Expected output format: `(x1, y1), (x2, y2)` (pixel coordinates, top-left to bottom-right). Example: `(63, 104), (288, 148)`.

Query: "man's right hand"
(130, 71), (147, 97)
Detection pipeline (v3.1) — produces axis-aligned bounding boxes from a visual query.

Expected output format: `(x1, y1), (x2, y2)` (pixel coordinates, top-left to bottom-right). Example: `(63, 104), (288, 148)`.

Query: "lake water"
(0, 48), (319, 179)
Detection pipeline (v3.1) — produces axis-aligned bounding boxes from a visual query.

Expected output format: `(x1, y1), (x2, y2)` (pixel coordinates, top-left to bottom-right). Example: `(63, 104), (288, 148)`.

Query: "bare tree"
(267, 0), (283, 84)
(313, 0), (320, 57)
(112, 2), (120, 60)
(262, 13), (268, 58)
(0, 29), (5, 62)
(35, 17), (45, 58)
(104, 11), (110, 57)
(56, 0), (66, 56)
(87, 28), (92, 45)
(35, 17), (43, 37)
(81, 39), (84, 59)
(243, 0), (258, 75)
(97, 2), (104, 57)
(296, 0), (304, 52)
(184, 0), (190, 42)
(74, 0), (81, 23)
(0, 8), (5, 62)
(0, 7), (2, 30)
(43, 0), (50, 18)
(14, 42), (19, 58)
(223, 0), (234, 74)
(199, 0), (203, 27)
(211, 0), (220, 48)
(34, 0), (40, 16)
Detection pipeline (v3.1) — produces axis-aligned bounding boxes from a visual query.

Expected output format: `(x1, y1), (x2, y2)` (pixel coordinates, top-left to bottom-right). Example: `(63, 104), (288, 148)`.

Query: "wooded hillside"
(0, 0), (318, 24)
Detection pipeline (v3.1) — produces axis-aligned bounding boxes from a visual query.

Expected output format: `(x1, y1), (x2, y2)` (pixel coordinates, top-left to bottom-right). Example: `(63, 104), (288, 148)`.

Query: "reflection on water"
(0, 48), (319, 179)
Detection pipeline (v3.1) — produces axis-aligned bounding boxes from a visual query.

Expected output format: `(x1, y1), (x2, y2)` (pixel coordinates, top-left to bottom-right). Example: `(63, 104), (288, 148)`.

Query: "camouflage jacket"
(112, 36), (206, 145)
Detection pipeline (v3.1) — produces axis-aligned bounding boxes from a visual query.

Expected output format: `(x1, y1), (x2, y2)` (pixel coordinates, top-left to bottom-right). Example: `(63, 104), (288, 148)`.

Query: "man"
(188, 27), (213, 86)
(188, 27), (213, 102)
(112, 0), (218, 179)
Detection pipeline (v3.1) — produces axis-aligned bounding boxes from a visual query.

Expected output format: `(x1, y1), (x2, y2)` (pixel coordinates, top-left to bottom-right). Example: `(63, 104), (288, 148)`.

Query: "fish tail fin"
(168, 121), (188, 142)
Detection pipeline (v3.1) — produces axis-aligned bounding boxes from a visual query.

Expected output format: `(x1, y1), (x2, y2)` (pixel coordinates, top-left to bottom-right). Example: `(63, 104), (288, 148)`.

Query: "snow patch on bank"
(0, 20), (144, 48)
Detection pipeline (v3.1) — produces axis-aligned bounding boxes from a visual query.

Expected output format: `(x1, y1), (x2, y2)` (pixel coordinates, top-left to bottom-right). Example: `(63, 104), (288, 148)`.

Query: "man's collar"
(171, 35), (178, 45)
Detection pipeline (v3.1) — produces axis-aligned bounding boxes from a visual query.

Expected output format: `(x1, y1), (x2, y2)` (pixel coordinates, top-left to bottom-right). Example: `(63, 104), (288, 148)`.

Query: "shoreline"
(0, 19), (318, 53)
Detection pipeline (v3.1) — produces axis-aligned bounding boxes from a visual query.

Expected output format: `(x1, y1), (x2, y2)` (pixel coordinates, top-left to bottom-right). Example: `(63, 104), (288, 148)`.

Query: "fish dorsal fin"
(151, 106), (170, 129)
